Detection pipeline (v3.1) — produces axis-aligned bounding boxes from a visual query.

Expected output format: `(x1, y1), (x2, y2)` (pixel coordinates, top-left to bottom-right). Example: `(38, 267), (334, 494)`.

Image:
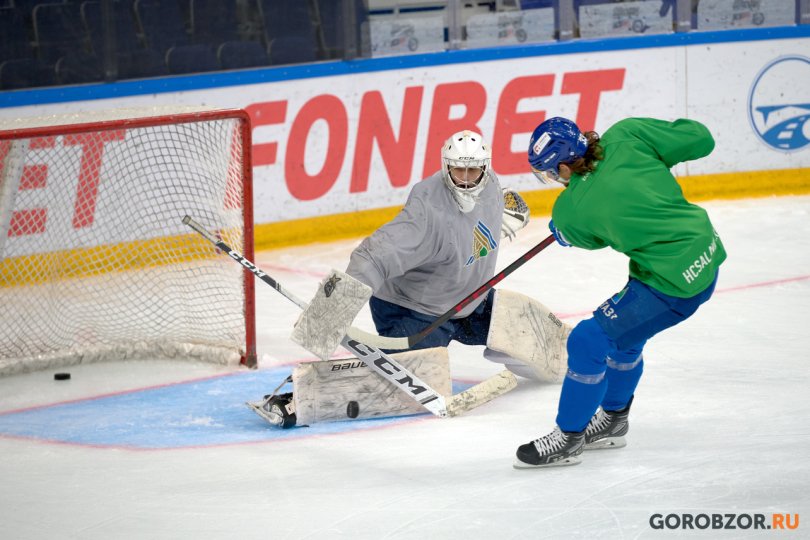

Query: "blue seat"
(258, 0), (315, 42)
(165, 44), (218, 74)
(315, 0), (368, 59)
(0, 58), (56, 89)
(258, 0), (319, 62)
(8, 0), (41, 23)
(269, 36), (317, 66)
(118, 48), (169, 79)
(55, 50), (103, 84)
(134, 0), (189, 53)
(0, 8), (34, 61)
(520, 0), (555, 8)
(81, 0), (142, 57)
(33, 2), (89, 63)
(217, 40), (268, 70)
(190, 0), (239, 45)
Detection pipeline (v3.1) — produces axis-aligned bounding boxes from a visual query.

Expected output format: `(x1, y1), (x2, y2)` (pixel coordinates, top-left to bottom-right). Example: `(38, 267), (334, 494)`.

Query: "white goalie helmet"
(441, 130), (491, 213)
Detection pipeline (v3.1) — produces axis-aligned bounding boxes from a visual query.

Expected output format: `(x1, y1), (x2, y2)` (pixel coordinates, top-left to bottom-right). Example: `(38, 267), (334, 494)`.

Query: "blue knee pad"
(566, 318), (612, 381)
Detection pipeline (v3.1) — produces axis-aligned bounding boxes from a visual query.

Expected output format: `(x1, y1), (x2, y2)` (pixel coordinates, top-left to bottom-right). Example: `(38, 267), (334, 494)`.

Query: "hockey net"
(0, 108), (256, 376)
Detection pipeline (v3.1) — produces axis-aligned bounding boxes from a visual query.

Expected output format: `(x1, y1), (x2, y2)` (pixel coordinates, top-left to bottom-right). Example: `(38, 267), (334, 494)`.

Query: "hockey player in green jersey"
(515, 117), (727, 469)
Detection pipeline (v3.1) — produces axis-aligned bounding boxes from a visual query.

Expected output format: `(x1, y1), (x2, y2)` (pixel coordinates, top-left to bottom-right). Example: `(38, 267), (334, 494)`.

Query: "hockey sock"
(556, 375), (607, 433)
(602, 347), (644, 411)
(555, 318), (611, 433)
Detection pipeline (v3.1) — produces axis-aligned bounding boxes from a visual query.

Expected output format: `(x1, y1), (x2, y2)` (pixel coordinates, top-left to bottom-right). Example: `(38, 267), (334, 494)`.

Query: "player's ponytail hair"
(566, 131), (603, 175)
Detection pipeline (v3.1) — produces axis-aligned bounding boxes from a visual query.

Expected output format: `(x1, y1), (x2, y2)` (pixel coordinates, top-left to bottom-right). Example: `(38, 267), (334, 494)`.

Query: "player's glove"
(548, 220), (571, 247)
(501, 188), (530, 241)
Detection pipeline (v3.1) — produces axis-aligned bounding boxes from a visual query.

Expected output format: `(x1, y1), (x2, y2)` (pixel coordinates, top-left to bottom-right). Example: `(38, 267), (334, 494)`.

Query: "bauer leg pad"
(292, 347), (451, 425)
(486, 289), (571, 383)
(290, 269), (372, 361)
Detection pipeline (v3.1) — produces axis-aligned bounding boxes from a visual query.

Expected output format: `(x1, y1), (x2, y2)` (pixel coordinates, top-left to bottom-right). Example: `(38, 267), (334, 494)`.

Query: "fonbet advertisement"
(0, 37), (807, 249)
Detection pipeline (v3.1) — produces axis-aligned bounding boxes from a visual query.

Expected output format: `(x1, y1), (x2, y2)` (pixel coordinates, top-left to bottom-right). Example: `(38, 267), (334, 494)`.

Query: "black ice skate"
(583, 398), (632, 450)
(246, 392), (297, 429)
(514, 427), (585, 469)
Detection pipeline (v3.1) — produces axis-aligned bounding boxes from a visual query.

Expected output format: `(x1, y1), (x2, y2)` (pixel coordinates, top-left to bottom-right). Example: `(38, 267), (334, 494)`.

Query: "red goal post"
(0, 108), (256, 375)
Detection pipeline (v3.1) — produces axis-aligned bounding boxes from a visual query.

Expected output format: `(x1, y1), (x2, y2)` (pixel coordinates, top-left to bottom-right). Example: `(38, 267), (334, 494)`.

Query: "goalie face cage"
(0, 109), (256, 376)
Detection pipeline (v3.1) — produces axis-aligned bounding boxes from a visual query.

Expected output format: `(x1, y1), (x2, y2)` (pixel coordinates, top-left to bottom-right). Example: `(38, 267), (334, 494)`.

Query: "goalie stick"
(345, 234), (557, 350)
(182, 216), (517, 418)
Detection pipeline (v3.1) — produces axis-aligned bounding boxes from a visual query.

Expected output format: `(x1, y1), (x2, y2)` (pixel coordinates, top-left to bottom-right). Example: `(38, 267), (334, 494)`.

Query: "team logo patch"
(611, 286), (628, 304)
(465, 221), (498, 266)
(323, 275), (341, 298)
(748, 56), (810, 152)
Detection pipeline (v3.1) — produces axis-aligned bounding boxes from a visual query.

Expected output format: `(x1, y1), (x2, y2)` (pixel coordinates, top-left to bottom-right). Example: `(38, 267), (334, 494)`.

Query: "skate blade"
(584, 436), (626, 451)
(512, 456), (582, 469)
(245, 401), (284, 427)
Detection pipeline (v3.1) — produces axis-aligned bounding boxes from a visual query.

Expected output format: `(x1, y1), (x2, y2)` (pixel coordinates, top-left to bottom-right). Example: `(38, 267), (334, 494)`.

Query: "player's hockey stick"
(183, 216), (518, 418)
(345, 234), (556, 350)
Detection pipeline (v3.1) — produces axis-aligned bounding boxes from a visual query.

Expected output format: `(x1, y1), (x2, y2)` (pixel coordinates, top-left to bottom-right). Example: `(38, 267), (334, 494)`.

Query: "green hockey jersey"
(551, 117), (727, 298)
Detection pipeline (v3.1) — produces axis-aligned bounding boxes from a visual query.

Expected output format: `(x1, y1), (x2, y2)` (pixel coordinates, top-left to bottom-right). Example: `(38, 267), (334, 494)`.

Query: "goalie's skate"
(514, 427), (585, 469)
(246, 392), (297, 429)
(584, 398), (632, 451)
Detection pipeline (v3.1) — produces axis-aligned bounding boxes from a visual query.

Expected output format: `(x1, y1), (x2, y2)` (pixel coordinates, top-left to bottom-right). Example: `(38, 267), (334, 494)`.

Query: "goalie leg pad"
(486, 289), (571, 383)
(292, 347), (451, 425)
(290, 269), (372, 361)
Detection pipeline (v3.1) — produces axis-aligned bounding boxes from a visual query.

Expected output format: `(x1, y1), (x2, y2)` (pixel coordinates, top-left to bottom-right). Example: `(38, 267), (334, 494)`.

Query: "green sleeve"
(629, 118), (715, 168)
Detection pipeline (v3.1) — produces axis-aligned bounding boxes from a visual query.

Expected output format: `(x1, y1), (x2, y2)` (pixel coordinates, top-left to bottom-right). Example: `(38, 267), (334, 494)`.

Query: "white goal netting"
(0, 108), (255, 376)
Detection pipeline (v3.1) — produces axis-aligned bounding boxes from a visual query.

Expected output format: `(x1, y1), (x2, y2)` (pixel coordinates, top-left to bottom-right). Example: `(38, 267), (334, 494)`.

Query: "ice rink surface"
(1, 195), (808, 539)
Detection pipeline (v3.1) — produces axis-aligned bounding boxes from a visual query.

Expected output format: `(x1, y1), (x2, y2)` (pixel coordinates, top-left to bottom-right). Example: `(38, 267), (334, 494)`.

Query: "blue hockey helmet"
(527, 117), (588, 185)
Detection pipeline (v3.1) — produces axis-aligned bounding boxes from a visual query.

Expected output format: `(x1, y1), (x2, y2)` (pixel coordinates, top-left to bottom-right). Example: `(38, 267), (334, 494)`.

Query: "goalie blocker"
(290, 270), (372, 361)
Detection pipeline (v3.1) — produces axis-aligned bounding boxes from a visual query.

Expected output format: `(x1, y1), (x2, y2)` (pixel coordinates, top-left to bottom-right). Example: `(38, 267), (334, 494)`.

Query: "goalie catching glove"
(501, 188), (530, 241)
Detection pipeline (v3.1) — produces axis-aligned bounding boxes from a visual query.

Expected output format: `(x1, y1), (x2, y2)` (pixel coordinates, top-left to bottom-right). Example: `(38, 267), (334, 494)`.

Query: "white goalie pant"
(292, 348), (451, 425)
(485, 289), (571, 383)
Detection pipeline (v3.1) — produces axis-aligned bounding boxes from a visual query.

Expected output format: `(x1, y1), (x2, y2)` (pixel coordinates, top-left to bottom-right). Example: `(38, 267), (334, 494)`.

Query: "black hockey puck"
(346, 400), (359, 418)
(54, 373), (71, 381)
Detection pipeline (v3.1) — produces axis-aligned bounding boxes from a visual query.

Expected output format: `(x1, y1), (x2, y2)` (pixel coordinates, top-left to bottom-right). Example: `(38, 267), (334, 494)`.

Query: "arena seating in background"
(191, 0), (269, 69)
(33, 2), (106, 84)
(315, 0), (369, 59)
(55, 50), (104, 84)
(33, 2), (93, 63)
(257, 0), (318, 65)
(0, 58), (56, 90)
(190, 0), (239, 44)
(118, 48), (170, 78)
(218, 41), (269, 70)
(81, 0), (142, 58)
(520, 0), (555, 7)
(0, 7), (34, 61)
(165, 43), (218, 74)
(0, 5), (54, 90)
(268, 36), (318, 65)
(134, 0), (189, 55)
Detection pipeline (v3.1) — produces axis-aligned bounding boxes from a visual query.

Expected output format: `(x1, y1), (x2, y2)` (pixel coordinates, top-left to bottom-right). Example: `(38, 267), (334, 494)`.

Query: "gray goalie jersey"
(346, 171), (503, 318)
